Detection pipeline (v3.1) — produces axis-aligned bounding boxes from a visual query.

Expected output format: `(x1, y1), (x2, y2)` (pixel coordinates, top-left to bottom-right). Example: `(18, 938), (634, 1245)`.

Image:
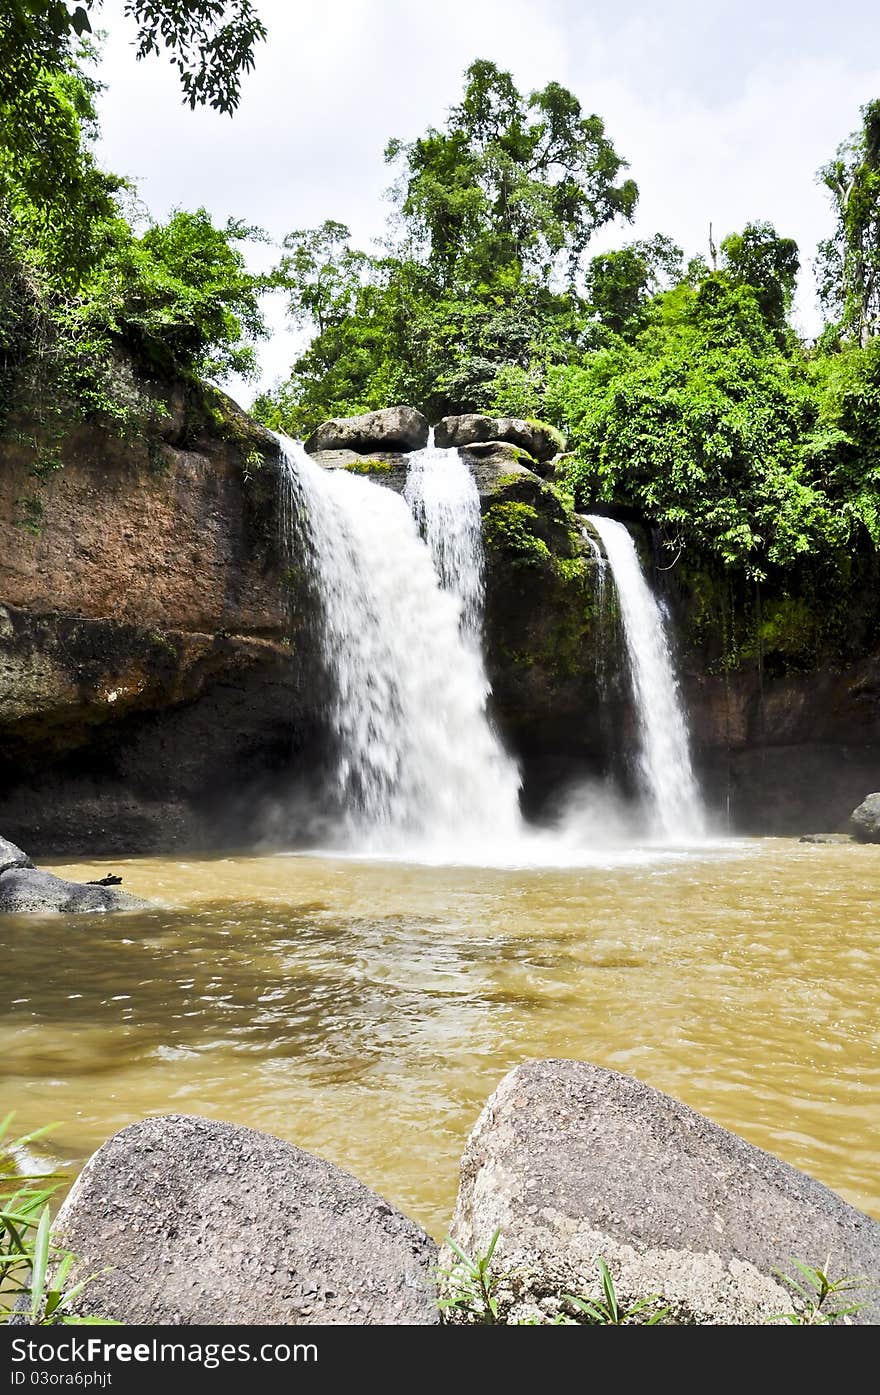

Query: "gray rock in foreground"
(435, 413), (565, 462)
(304, 406), (428, 455)
(0, 834), (33, 875)
(444, 1060), (880, 1325)
(0, 865), (150, 913)
(54, 1115), (439, 1325)
(849, 792), (880, 843)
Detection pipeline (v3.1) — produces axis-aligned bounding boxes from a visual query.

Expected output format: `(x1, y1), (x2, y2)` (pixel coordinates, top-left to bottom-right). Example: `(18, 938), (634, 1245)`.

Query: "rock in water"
(0, 834), (33, 875)
(444, 1060), (880, 1325)
(304, 407), (429, 455)
(849, 793), (880, 843)
(434, 414), (565, 463)
(799, 833), (854, 845)
(0, 866), (150, 913)
(53, 1115), (439, 1325)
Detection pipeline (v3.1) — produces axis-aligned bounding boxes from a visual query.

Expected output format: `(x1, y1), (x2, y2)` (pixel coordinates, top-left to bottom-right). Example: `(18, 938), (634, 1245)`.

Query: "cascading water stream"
(404, 431), (484, 642)
(275, 433), (522, 853)
(586, 515), (705, 840)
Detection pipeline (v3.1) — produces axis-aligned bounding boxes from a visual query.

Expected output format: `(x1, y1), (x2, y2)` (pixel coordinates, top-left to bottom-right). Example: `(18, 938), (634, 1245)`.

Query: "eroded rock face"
(0, 377), (320, 855)
(304, 406), (429, 456)
(850, 792), (880, 842)
(0, 866), (150, 913)
(54, 1115), (438, 1325)
(435, 414), (565, 463)
(444, 1060), (880, 1325)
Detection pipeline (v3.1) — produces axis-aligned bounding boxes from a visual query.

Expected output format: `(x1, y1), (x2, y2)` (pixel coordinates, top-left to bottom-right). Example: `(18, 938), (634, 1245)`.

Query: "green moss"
(747, 595), (819, 661)
(525, 417), (566, 453)
(344, 457), (392, 476)
(483, 501), (552, 570)
(555, 554), (588, 584)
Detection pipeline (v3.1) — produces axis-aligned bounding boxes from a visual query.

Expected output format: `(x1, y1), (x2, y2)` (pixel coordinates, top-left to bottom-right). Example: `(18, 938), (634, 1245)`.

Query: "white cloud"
(94, 0), (880, 399)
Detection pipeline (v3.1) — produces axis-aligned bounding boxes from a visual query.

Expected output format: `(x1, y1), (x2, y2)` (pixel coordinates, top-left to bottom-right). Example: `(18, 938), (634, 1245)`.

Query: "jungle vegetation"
(1, 8), (879, 589)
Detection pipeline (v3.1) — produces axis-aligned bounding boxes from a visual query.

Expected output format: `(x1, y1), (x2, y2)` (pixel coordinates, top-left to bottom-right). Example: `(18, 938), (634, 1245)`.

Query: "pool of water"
(2, 838), (878, 1238)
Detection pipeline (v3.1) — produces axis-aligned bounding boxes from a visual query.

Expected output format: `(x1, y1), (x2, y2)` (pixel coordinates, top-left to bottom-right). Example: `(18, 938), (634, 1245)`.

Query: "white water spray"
(276, 434), (522, 852)
(586, 515), (705, 839)
(404, 433), (484, 640)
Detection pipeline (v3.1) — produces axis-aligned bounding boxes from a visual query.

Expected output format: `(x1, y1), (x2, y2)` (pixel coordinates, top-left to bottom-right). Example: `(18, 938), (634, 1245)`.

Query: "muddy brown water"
(2, 840), (878, 1238)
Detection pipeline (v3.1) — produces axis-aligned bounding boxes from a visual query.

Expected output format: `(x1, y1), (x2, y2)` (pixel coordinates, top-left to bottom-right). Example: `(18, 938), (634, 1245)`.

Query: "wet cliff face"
(663, 555), (880, 833)
(0, 381), (323, 855)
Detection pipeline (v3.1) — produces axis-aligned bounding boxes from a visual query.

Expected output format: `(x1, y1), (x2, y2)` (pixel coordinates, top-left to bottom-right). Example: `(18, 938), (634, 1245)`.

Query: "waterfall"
(276, 434), (522, 852)
(585, 515), (705, 839)
(404, 434), (484, 641)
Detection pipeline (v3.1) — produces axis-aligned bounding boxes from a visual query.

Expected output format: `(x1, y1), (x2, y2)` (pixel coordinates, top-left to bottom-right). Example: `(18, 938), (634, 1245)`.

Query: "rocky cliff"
(0, 378), (318, 854)
(2, 390), (879, 853)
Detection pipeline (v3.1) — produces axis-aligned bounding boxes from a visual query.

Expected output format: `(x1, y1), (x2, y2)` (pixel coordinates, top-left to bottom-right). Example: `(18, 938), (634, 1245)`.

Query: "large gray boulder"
(304, 407), (428, 456)
(444, 1060), (880, 1324)
(54, 1115), (439, 1325)
(849, 792), (880, 842)
(0, 865), (151, 913)
(435, 414), (565, 463)
(0, 834), (33, 875)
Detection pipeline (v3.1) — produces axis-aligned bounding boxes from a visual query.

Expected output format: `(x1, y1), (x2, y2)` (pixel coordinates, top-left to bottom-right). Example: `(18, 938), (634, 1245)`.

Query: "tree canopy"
(817, 99), (880, 346)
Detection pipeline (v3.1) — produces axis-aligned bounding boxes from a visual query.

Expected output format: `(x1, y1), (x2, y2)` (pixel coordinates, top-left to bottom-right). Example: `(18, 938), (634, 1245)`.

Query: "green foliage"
(0, 44), (268, 444)
(255, 60), (638, 432)
(438, 1228), (504, 1325)
(85, 209), (269, 380)
(564, 1259), (670, 1325)
(483, 501), (552, 570)
(0, 3), (265, 118)
(551, 275), (846, 578)
(720, 221), (799, 336)
(344, 458), (391, 475)
(1, 1115), (113, 1325)
(386, 58), (637, 288)
(0, 3), (270, 452)
(585, 233), (683, 340)
(769, 1257), (871, 1325)
(817, 99), (880, 346)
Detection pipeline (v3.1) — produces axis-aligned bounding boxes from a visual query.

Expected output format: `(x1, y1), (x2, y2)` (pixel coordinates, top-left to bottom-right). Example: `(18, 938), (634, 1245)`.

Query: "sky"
(94, 0), (880, 402)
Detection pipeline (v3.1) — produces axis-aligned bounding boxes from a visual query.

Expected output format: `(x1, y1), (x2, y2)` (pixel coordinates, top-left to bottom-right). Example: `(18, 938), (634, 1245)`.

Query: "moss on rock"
(344, 457), (392, 476)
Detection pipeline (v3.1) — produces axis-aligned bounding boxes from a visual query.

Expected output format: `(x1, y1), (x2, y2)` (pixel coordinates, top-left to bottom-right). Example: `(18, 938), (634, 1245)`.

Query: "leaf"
(484, 1228), (501, 1265)
(71, 8), (93, 37)
(29, 1206), (51, 1321)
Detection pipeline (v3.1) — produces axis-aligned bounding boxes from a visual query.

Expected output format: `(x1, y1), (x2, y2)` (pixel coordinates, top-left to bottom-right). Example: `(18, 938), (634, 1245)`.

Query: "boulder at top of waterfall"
(849, 792), (880, 843)
(304, 406), (429, 456)
(443, 1059), (880, 1325)
(0, 834), (33, 875)
(0, 865), (151, 913)
(53, 1114), (439, 1325)
(435, 414), (565, 463)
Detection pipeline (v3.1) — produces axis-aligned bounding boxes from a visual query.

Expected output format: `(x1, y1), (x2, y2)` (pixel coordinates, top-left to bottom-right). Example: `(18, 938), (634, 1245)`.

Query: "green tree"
(720, 221), (799, 334)
(0, 2), (266, 260)
(817, 99), (880, 345)
(88, 209), (269, 380)
(273, 221), (369, 340)
(385, 58), (638, 289)
(550, 276), (836, 577)
(0, 2), (266, 115)
(257, 60), (638, 433)
(585, 234), (683, 340)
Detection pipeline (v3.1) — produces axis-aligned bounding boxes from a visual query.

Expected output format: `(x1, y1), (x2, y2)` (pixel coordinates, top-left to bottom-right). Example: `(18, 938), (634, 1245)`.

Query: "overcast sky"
(94, 0), (880, 402)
